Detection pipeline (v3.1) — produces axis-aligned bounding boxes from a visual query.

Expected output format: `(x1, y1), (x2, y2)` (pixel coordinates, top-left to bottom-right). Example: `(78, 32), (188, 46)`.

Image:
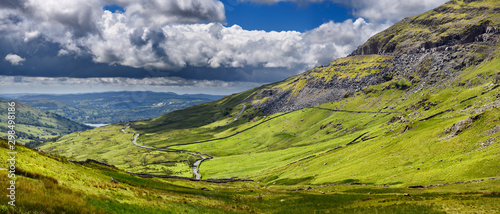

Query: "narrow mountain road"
(188, 152), (207, 179)
(132, 134), (154, 149)
(126, 126), (207, 179)
(222, 103), (246, 127)
(121, 125), (130, 133)
(312, 107), (402, 114)
(234, 104), (245, 121)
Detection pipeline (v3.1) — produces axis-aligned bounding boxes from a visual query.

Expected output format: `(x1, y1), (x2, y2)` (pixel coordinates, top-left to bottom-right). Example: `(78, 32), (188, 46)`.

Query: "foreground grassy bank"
(2, 140), (500, 213)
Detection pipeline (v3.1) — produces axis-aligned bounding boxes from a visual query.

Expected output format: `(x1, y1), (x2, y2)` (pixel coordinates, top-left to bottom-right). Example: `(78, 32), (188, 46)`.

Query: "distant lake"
(84, 123), (109, 128)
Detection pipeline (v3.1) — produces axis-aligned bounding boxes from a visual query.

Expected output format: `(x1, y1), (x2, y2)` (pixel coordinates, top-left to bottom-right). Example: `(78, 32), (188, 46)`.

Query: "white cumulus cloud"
(0, 0), (442, 80)
(79, 17), (388, 73)
(5, 54), (26, 65)
(347, 0), (448, 22)
(24, 31), (40, 42)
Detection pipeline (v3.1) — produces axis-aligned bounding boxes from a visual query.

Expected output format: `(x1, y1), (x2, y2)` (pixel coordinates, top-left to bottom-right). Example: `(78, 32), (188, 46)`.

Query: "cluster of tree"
(25, 136), (61, 148)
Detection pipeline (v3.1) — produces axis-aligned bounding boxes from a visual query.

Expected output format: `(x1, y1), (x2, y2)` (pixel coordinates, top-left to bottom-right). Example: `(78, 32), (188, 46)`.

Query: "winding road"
(188, 152), (207, 179)
(222, 103), (246, 127)
(126, 126), (208, 179)
(132, 134), (154, 149)
(234, 104), (245, 121)
(125, 104), (248, 179)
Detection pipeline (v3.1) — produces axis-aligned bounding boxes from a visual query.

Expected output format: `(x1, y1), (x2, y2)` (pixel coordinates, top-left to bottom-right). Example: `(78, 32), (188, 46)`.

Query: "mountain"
(249, 0), (500, 115)
(5, 91), (221, 124)
(0, 100), (90, 145)
(32, 0), (500, 213)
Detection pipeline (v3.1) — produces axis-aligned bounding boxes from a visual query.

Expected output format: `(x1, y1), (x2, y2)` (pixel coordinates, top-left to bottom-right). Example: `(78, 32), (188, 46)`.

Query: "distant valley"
(2, 91), (223, 124)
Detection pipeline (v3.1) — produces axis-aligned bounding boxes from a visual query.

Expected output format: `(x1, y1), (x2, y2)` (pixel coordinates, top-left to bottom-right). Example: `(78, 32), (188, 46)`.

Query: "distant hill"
(0, 100), (90, 145)
(182, 94), (225, 101)
(3, 91), (222, 124)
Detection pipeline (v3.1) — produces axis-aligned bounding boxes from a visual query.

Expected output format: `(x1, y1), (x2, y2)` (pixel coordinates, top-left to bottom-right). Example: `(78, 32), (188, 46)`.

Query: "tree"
(187, 156), (197, 167)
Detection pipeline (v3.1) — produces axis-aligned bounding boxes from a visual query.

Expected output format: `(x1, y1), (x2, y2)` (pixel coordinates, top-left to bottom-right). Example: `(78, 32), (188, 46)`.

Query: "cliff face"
(251, 0), (500, 115)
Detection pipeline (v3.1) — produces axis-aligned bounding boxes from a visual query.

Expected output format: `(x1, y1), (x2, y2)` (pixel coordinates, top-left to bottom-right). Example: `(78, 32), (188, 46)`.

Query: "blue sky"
(224, 1), (353, 32)
(103, 4), (126, 13)
(0, 0), (447, 95)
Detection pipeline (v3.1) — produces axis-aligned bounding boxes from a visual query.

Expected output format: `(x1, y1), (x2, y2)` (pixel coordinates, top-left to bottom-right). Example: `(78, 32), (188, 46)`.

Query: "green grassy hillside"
(3, 139), (500, 213)
(0, 101), (90, 145)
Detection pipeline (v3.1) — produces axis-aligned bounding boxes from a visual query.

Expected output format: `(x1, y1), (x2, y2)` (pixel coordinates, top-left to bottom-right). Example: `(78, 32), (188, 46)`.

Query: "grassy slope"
(0, 101), (90, 144)
(41, 124), (194, 176)
(39, 89), (266, 176)
(3, 139), (500, 213)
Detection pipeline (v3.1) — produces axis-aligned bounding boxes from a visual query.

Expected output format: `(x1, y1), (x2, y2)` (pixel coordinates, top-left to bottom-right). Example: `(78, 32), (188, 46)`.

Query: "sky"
(0, 0), (448, 95)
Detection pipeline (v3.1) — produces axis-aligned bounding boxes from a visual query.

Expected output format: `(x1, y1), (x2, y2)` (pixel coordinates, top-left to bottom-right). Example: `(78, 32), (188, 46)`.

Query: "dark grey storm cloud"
(0, 75), (262, 95)
(0, 0), (26, 9)
(107, 0), (226, 25)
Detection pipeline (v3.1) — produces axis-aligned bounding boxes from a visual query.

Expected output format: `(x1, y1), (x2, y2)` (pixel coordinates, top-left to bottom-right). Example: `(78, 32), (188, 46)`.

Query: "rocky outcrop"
(440, 115), (480, 138)
(351, 22), (499, 56)
(256, 72), (387, 114)
(256, 36), (497, 115)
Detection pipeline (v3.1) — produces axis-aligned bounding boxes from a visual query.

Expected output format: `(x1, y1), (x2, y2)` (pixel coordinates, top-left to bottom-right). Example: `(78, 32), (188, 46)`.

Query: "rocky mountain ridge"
(252, 0), (500, 115)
